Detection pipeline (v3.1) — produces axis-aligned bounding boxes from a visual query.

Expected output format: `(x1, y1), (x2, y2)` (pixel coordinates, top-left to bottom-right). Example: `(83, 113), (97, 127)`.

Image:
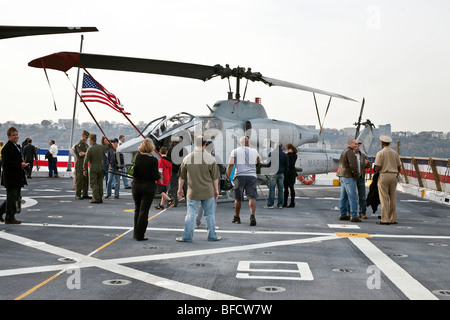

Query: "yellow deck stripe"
(14, 207), (168, 300)
(335, 232), (372, 238)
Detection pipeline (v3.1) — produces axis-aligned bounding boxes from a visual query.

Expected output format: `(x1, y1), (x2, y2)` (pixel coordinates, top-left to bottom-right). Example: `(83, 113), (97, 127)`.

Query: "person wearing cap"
(337, 139), (361, 222)
(83, 134), (110, 203)
(74, 130), (91, 200)
(374, 135), (402, 224)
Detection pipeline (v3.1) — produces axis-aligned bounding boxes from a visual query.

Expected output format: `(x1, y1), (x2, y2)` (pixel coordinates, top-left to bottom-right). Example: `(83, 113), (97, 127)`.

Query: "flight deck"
(0, 176), (449, 304)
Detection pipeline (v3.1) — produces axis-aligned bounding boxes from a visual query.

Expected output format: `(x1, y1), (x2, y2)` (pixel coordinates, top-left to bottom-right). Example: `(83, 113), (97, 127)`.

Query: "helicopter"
(28, 51), (373, 185)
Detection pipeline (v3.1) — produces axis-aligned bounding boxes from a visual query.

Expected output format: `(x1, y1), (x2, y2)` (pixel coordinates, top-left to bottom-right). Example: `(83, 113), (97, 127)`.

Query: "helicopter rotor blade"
(80, 53), (217, 80)
(0, 26), (98, 40)
(29, 51), (357, 102)
(261, 76), (358, 102)
(28, 52), (217, 81)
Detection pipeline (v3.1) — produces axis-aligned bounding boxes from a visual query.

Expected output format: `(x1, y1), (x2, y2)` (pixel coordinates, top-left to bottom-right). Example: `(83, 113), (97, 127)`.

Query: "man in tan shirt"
(176, 136), (221, 242)
(374, 135), (402, 224)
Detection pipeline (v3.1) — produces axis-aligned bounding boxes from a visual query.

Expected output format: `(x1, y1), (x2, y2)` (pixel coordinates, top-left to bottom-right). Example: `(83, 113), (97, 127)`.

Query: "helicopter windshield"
(150, 112), (199, 140)
(141, 115), (166, 138)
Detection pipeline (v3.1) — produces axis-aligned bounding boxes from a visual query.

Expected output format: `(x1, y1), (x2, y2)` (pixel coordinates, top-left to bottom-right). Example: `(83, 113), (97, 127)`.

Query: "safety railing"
(399, 156), (450, 194)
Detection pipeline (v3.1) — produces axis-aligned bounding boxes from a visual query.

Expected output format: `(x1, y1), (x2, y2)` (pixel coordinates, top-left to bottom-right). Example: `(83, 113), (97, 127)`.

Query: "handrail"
(398, 156), (450, 193)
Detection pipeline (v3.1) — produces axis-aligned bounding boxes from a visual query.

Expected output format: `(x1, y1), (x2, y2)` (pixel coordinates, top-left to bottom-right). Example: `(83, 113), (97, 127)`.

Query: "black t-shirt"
(133, 153), (160, 184)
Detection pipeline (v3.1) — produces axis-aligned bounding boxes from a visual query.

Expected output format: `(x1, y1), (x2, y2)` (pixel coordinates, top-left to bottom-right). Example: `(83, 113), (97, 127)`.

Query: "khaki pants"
(378, 173), (398, 223)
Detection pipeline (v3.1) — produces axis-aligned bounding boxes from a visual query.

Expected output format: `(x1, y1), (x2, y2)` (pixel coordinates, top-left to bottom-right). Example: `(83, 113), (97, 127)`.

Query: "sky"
(1, 0), (449, 133)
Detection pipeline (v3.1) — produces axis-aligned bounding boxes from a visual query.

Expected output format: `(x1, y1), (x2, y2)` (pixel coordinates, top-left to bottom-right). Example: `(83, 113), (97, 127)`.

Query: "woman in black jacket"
(283, 143), (298, 208)
(132, 139), (161, 241)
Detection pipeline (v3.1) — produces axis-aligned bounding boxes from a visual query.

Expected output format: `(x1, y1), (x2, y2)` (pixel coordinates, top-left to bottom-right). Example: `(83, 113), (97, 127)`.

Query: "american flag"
(81, 73), (130, 114)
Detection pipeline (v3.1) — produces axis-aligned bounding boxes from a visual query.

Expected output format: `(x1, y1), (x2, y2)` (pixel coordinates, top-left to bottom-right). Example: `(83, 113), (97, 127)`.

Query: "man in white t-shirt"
(226, 136), (261, 226)
(48, 140), (59, 178)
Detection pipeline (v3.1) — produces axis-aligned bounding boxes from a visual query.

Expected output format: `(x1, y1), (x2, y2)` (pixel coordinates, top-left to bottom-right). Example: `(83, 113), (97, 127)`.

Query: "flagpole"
(67, 34), (84, 172)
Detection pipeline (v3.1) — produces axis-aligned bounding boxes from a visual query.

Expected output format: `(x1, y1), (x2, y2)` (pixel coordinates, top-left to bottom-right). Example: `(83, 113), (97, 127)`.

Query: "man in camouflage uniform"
(74, 130), (91, 200)
(83, 134), (110, 203)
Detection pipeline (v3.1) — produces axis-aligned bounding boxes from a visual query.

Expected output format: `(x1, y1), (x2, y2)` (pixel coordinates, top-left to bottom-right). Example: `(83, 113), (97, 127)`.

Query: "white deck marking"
(328, 224), (361, 229)
(236, 261), (314, 281)
(0, 231), (241, 300)
(349, 237), (438, 300)
(108, 234), (340, 265)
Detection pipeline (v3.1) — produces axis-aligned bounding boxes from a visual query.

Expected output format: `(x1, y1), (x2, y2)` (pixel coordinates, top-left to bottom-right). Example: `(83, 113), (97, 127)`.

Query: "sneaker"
(262, 205), (273, 209)
(154, 205), (164, 210)
(350, 217), (362, 222)
(232, 215), (241, 224)
(339, 216), (350, 221)
(176, 237), (187, 242)
(250, 215), (257, 226)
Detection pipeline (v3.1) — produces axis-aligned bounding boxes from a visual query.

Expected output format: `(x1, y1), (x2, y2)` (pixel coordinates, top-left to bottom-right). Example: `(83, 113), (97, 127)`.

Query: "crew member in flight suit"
(83, 134), (110, 203)
(74, 130), (91, 200)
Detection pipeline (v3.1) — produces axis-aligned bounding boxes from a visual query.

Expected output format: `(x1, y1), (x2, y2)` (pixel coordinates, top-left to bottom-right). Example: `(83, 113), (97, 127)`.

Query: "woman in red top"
(155, 146), (174, 209)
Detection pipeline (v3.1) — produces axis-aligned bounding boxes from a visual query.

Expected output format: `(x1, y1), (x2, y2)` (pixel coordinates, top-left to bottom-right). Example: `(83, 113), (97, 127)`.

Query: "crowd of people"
(0, 125), (402, 241)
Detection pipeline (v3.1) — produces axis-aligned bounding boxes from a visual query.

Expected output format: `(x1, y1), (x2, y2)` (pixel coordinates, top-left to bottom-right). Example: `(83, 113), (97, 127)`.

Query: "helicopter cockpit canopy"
(141, 115), (166, 138)
(149, 112), (199, 140)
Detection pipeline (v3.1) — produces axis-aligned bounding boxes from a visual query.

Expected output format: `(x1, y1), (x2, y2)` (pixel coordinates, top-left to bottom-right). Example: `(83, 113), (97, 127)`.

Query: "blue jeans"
(267, 173), (284, 207)
(48, 158), (58, 177)
(346, 177), (367, 214)
(107, 171), (120, 197)
(339, 177), (358, 218)
(121, 174), (130, 188)
(356, 177), (366, 214)
(181, 197), (218, 242)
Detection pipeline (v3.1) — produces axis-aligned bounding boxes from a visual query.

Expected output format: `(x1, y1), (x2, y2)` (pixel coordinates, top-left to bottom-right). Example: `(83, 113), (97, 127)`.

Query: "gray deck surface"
(1, 176), (449, 307)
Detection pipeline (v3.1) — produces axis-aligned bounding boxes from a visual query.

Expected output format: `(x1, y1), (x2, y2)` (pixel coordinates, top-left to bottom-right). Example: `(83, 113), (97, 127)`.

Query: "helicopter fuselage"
(116, 99), (320, 172)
